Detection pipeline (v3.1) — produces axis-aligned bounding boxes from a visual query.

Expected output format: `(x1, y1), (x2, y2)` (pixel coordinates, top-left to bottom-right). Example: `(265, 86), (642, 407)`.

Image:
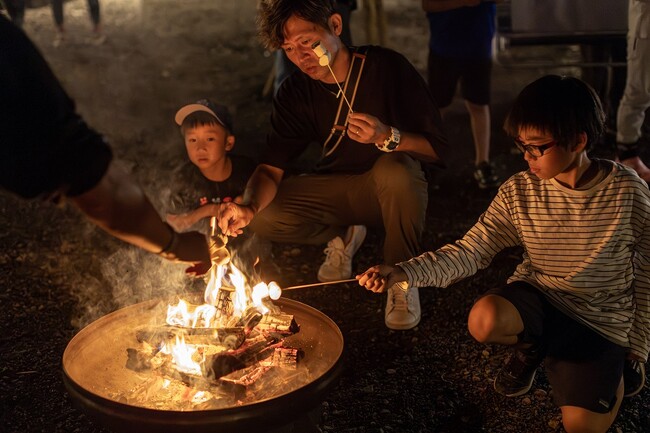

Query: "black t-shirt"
(0, 16), (112, 200)
(264, 45), (447, 174)
(170, 154), (258, 212)
(168, 154), (257, 241)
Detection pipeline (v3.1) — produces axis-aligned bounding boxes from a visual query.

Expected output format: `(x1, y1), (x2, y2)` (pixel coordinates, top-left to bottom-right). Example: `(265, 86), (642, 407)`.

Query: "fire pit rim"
(62, 297), (344, 433)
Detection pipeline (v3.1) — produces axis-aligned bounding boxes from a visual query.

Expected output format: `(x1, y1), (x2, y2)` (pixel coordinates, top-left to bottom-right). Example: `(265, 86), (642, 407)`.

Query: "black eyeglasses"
(514, 139), (558, 157)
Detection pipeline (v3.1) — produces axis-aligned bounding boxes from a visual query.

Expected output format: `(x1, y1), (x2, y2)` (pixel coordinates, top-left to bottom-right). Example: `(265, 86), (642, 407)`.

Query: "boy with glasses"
(357, 75), (648, 433)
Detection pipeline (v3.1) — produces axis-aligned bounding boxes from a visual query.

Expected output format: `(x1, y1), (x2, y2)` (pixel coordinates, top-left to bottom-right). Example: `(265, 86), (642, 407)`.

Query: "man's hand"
(217, 202), (255, 237)
(356, 264), (408, 293)
(347, 112), (390, 145)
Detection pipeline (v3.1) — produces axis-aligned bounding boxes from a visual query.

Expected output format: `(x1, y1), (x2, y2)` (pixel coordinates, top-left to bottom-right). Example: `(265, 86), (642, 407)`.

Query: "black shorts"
(427, 52), (492, 108)
(483, 281), (626, 413)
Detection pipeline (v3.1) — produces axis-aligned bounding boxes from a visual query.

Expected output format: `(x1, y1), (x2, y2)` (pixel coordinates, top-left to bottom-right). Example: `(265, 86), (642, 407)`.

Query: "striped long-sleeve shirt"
(400, 161), (650, 361)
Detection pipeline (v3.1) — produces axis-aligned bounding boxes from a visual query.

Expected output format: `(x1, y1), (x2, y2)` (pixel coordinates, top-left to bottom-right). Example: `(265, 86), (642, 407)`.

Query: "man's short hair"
(504, 75), (605, 150)
(257, 0), (337, 50)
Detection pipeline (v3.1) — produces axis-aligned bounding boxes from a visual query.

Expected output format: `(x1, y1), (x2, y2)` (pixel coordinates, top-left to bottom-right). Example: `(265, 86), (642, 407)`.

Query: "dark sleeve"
(225, 154), (258, 198)
(261, 74), (319, 170)
(0, 16), (112, 200)
(375, 48), (448, 165)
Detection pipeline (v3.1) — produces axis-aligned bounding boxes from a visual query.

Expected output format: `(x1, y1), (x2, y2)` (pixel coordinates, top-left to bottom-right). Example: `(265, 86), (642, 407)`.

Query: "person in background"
(2, 0), (25, 27)
(362, 0), (387, 46)
(358, 75), (648, 433)
(51, 0), (105, 46)
(580, 38), (626, 157)
(422, 0), (500, 189)
(218, 0), (448, 331)
(616, 0), (650, 181)
(0, 15), (210, 273)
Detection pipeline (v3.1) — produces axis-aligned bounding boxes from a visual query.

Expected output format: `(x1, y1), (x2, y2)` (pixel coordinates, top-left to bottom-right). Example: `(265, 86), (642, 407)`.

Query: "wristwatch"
(375, 126), (401, 152)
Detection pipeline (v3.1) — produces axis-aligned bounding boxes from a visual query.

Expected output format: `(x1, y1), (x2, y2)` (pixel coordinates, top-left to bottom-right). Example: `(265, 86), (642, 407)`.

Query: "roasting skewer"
(281, 278), (358, 291)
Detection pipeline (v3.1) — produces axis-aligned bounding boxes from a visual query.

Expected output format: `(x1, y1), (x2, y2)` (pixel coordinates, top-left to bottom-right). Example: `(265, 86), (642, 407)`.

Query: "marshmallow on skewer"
(311, 40), (353, 112)
(312, 41), (332, 66)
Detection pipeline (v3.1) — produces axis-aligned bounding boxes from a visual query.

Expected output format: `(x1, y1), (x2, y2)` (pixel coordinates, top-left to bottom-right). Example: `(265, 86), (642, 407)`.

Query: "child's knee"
(467, 297), (500, 343)
(561, 406), (614, 433)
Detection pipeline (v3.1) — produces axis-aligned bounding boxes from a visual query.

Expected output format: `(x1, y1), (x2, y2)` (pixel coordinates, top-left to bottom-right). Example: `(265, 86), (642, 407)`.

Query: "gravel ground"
(1, 1), (648, 432)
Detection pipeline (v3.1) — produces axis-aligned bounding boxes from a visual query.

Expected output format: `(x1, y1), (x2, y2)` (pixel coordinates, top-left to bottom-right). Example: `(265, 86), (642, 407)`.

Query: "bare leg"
(560, 377), (623, 433)
(50, 0), (64, 32)
(87, 0), (101, 32)
(467, 294), (524, 346)
(465, 100), (491, 166)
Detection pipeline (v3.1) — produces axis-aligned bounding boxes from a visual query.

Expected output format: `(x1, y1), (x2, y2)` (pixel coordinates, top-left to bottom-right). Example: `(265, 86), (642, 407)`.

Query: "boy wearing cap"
(166, 99), (257, 234)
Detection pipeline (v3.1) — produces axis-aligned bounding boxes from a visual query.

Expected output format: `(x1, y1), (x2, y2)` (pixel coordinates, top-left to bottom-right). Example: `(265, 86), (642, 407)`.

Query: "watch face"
(386, 127), (400, 149)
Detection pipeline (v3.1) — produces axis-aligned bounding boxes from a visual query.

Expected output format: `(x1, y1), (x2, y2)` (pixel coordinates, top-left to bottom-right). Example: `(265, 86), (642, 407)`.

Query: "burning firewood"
(260, 347), (303, 369)
(202, 334), (283, 380)
(135, 326), (246, 349)
(256, 312), (300, 335)
(219, 348), (301, 387)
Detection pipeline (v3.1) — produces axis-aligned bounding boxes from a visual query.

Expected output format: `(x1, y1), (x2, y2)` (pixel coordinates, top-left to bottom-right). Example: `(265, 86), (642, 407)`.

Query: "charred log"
(135, 326), (246, 349)
(202, 334), (283, 380)
(256, 313), (300, 335)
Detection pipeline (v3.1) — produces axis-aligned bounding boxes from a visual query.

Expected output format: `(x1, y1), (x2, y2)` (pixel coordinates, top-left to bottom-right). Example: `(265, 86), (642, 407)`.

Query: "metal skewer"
(282, 278), (358, 291)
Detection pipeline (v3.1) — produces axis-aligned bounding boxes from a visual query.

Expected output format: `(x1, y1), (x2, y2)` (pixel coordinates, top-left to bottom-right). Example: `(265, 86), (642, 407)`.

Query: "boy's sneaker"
(624, 359), (646, 397)
(317, 225), (367, 282)
(494, 345), (544, 397)
(473, 161), (500, 189)
(385, 282), (420, 330)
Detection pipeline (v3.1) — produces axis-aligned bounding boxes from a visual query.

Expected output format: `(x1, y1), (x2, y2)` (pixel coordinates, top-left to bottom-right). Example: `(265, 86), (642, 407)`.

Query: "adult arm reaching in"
(217, 164), (284, 236)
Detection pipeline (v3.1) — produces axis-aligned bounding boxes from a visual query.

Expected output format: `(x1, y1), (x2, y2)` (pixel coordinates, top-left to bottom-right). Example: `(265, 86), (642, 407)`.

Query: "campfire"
(62, 219), (344, 432)
(110, 218), (314, 410)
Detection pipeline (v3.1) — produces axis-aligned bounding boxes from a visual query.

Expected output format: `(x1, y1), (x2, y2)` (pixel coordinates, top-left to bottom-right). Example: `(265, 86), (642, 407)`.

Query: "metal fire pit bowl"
(63, 297), (344, 433)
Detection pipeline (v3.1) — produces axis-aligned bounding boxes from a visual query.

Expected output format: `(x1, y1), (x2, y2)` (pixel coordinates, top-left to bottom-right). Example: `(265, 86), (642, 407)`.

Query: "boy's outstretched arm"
(357, 265), (408, 293)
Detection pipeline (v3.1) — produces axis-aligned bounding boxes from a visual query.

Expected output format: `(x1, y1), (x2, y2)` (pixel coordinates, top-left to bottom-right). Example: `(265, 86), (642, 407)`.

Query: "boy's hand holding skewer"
(356, 264), (408, 293)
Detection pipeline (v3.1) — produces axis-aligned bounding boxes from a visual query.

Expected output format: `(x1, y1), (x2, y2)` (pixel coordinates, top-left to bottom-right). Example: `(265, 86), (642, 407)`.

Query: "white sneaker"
(317, 225), (367, 282)
(385, 282), (420, 330)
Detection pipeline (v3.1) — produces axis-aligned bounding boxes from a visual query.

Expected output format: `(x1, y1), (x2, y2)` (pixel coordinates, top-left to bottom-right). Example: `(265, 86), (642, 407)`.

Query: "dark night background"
(0, 1), (648, 432)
